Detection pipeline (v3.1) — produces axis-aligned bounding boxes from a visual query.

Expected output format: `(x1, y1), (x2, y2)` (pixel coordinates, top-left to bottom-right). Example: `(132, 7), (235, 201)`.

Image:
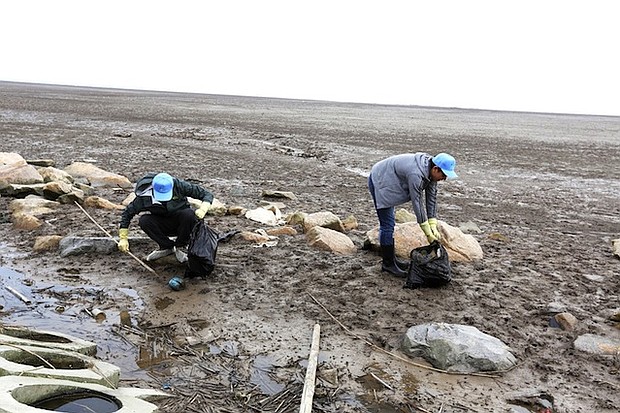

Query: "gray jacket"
(369, 152), (437, 223)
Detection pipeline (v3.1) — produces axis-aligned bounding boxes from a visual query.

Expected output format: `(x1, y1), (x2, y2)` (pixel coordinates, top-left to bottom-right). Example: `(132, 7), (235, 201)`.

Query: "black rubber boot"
(381, 244), (408, 278)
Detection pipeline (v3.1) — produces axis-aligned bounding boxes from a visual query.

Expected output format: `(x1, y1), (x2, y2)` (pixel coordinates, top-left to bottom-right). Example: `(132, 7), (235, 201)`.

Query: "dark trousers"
(138, 208), (197, 250)
(368, 175), (396, 246)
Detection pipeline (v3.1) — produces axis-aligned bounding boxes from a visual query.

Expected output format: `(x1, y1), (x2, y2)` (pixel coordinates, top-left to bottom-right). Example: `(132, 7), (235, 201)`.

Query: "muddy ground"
(0, 81), (619, 412)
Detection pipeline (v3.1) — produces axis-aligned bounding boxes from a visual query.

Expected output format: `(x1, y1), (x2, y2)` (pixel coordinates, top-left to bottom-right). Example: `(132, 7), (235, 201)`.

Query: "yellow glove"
(118, 228), (130, 252)
(195, 201), (211, 219)
(428, 218), (441, 241)
(419, 221), (438, 244)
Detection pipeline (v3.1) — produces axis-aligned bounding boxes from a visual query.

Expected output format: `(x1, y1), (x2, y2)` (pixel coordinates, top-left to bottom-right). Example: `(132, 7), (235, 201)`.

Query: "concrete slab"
(0, 376), (172, 413)
(0, 326), (96, 356)
(0, 345), (120, 387)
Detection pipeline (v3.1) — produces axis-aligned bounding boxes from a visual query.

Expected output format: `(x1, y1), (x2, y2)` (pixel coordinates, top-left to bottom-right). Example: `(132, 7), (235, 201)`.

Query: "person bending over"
(368, 152), (457, 277)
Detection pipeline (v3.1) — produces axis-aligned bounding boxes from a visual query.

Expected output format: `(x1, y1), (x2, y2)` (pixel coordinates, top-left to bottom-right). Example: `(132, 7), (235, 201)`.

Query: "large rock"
(0, 152), (44, 185)
(306, 226), (356, 255)
(9, 196), (60, 230)
(303, 211), (345, 233)
(365, 220), (483, 262)
(402, 323), (517, 373)
(38, 166), (74, 184)
(63, 162), (132, 188)
(573, 334), (620, 355)
(9, 196), (60, 216)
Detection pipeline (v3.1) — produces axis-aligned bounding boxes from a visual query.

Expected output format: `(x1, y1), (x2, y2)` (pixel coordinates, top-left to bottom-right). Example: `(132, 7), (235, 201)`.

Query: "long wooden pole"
(74, 201), (159, 276)
(299, 323), (321, 413)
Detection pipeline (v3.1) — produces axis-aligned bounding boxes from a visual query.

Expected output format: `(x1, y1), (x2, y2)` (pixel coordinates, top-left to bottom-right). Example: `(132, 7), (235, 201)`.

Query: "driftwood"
(299, 324), (320, 413)
(5, 286), (32, 304)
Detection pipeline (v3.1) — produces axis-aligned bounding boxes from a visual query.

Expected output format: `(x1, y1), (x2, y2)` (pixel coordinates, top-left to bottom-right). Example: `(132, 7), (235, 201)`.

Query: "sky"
(2, 1), (619, 117)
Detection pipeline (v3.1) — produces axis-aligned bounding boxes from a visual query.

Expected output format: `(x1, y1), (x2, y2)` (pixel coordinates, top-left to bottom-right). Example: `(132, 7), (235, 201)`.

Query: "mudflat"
(0, 81), (619, 412)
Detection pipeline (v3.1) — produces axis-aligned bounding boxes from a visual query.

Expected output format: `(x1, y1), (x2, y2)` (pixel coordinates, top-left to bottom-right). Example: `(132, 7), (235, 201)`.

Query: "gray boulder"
(402, 322), (517, 373)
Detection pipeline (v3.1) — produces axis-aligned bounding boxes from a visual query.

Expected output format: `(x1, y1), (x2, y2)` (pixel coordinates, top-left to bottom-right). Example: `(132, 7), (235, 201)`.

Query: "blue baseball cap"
(433, 153), (458, 179)
(152, 173), (174, 201)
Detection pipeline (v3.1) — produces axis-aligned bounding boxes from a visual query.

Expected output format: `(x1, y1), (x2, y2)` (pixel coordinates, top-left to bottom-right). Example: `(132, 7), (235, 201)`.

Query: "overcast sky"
(2, 1), (618, 116)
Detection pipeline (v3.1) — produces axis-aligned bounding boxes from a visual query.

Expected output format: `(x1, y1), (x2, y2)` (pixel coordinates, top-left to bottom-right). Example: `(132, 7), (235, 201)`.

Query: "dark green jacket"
(119, 173), (214, 229)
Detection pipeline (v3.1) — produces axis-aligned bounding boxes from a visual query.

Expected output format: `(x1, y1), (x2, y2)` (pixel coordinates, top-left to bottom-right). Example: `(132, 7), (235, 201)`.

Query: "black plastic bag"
(404, 241), (452, 289)
(185, 220), (219, 279)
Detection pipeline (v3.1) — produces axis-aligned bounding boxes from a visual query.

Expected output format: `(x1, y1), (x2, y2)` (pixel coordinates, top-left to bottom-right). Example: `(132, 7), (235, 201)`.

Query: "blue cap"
(433, 153), (458, 179)
(152, 173), (174, 201)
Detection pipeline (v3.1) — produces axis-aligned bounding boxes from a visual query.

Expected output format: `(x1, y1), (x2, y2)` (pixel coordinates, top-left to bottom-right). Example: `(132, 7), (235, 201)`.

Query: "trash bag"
(404, 241), (452, 289)
(185, 220), (219, 279)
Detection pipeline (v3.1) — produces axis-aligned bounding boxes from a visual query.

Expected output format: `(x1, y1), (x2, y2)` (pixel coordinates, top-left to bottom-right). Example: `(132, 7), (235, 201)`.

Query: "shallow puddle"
(31, 391), (121, 412)
(0, 265), (148, 380)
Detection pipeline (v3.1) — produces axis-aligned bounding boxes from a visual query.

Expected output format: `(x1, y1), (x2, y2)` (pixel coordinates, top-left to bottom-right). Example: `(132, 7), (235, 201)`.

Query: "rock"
(303, 211), (345, 233)
(612, 238), (620, 258)
(33, 235), (63, 251)
(245, 207), (281, 226)
(63, 162), (132, 188)
(545, 302), (568, 314)
(0, 183), (46, 197)
(42, 181), (74, 200)
(286, 211), (307, 226)
(9, 196), (60, 216)
(38, 166), (73, 184)
(208, 198), (228, 216)
(395, 208), (416, 223)
(0, 152), (44, 185)
(261, 190), (297, 200)
(59, 236), (151, 257)
(554, 312), (578, 331)
(266, 226), (297, 236)
(573, 334), (620, 355)
(83, 196), (124, 210)
(366, 220), (483, 262)
(306, 226), (356, 255)
(227, 205), (247, 216)
(12, 212), (43, 230)
(342, 215), (358, 231)
(238, 231), (274, 244)
(57, 189), (85, 204)
(402, 322), (517, 373)
(26, 159), (56, 167)
(59, 236), (119, 256)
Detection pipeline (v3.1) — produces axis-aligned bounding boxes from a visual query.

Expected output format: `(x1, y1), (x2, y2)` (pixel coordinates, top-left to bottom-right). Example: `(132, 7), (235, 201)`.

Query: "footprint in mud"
(154, 296), (175, 310)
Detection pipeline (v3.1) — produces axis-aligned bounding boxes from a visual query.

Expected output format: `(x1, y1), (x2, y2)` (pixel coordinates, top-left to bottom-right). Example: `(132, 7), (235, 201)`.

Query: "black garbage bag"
(185, 220), (219, 279)
(404, 241), (452, 289)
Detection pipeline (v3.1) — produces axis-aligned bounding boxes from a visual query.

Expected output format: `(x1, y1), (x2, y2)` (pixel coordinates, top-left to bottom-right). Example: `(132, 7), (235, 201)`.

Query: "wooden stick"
(73, 201), (159, 276)
(370, 372), (393, 391)
(299, 323), (320, 413)
(5, 286), (32, 304)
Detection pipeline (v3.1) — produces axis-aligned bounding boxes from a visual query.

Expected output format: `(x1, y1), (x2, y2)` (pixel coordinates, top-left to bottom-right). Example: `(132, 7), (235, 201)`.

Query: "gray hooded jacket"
(369, 152), (437, 223)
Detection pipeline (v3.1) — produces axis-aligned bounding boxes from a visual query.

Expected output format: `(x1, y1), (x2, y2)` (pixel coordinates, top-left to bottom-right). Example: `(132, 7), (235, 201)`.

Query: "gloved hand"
(419, 220), (438, 244)
(428, 218), (441, 241)
(195, 201), (211, 219)
(118, 228), (130, 252)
